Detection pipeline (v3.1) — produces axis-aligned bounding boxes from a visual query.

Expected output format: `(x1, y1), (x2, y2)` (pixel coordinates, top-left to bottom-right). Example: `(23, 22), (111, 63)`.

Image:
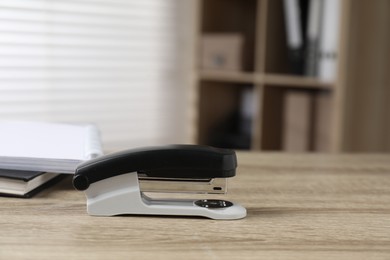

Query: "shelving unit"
(193, 0), (390, 152)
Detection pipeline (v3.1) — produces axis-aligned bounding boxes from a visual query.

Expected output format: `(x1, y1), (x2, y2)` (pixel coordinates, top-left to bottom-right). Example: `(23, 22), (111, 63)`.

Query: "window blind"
(0, 0), (195, 151)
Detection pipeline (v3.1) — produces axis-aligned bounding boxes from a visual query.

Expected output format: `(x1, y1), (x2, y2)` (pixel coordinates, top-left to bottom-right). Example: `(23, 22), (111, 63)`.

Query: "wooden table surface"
(1, 152), (390, 259)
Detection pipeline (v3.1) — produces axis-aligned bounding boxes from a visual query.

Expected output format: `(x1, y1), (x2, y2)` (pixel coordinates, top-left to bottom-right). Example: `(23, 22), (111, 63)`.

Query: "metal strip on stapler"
(138, 175), (227, 194)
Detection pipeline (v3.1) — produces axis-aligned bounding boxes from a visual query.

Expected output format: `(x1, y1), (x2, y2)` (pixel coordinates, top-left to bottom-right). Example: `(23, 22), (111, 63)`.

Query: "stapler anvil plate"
(73, 145), (246, 220)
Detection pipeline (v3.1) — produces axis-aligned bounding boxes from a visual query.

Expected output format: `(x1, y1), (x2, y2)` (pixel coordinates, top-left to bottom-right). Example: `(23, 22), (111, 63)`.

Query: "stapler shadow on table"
(73, 145), (246, 220)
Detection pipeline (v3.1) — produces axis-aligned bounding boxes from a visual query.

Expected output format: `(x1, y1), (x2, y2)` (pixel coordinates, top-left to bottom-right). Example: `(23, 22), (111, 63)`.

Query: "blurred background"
(0, 0), (389, 153)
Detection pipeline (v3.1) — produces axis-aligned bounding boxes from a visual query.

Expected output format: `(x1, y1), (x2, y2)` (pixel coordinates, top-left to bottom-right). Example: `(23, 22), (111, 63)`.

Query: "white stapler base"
(84, 172), (246, 220)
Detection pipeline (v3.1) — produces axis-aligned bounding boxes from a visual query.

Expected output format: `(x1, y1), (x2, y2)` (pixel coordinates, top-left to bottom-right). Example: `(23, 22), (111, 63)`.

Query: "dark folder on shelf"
(283, 0), (307, 75)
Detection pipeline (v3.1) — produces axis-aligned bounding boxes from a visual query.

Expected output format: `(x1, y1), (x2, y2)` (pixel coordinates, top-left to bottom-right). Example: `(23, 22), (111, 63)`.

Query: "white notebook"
(0, 121), (103, 174)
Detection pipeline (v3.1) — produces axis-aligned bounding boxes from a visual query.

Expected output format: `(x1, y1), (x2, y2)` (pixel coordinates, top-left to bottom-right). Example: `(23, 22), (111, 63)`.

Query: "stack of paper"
(0, 121), (103, 197)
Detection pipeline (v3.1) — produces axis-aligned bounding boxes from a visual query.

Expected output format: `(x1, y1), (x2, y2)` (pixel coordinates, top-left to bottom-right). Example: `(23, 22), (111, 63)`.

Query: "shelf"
(199, 71), (333, 89)
(199, 70), (256, 84)
(263, 74), (334, 89)
(195, 0), (374, 152)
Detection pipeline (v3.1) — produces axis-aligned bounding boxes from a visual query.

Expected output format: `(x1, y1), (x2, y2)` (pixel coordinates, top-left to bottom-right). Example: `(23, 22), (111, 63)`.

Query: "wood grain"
(1, 152), (390, 259)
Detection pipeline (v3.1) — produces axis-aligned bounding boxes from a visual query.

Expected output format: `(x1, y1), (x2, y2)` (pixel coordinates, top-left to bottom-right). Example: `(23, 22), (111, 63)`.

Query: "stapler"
(73, 145), (246, 220)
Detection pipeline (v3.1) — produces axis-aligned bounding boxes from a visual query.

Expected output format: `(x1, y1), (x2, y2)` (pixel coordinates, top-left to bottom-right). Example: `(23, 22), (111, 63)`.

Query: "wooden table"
(1, 153), (390, 259)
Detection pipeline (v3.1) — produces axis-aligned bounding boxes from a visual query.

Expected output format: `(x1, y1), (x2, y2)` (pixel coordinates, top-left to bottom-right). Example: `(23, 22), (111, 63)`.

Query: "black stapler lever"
(73, 145), (246, 220)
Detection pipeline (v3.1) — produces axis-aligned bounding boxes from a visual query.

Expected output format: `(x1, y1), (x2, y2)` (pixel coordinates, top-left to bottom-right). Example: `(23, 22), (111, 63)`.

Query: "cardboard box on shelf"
(200, 33), (243, 71)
